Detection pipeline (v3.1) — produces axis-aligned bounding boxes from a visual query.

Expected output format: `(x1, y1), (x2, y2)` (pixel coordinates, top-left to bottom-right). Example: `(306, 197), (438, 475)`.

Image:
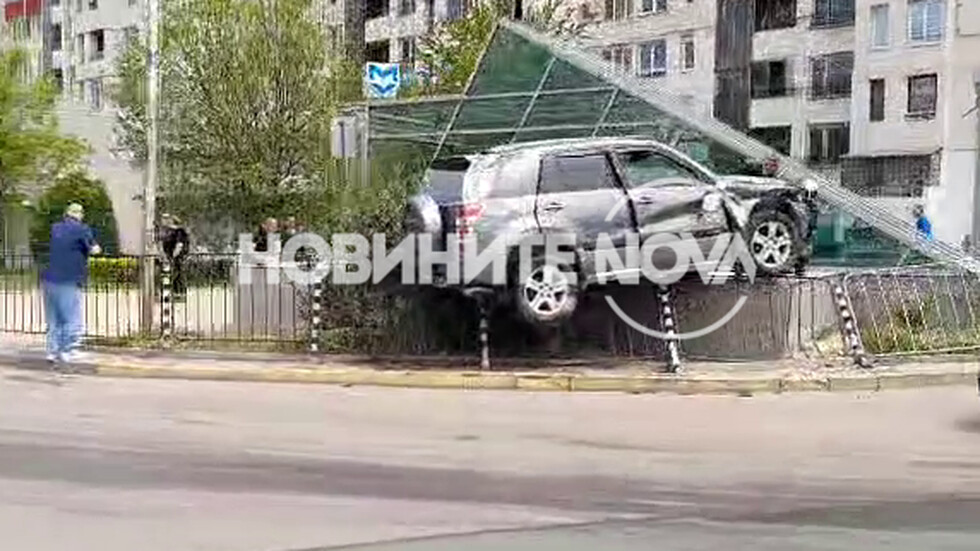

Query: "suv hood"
(715, 175), (795, 199)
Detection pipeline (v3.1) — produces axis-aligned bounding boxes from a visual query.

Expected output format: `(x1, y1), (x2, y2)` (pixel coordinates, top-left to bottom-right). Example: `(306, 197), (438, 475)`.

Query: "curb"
(87, 362), (980, 395)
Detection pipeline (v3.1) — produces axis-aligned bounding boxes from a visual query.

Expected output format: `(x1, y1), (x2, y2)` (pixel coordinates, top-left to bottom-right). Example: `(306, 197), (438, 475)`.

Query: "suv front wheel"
(513, 254), (579, 326)
(744, 207), (805, 276)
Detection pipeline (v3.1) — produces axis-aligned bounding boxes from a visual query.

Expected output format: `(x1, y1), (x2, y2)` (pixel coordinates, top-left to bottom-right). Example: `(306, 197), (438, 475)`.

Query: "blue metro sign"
(365, 62), (401, 99)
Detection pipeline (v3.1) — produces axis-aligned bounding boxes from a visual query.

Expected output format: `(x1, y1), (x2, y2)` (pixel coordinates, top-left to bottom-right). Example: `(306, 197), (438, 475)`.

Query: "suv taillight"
(455, 203), (485, 238)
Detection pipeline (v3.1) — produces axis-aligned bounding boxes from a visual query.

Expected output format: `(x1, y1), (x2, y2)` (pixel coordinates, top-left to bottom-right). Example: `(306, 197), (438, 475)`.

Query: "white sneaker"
(62, 350), (92, 364)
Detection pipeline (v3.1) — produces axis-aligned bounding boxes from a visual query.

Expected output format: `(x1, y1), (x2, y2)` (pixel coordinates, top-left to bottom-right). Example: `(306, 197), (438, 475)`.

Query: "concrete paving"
(3, 371), (980, 550)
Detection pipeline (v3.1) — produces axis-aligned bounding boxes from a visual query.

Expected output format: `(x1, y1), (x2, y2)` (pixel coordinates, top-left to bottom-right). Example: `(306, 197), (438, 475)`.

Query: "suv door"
(613, 148), (730, 240)
(535, 152), (634, 261)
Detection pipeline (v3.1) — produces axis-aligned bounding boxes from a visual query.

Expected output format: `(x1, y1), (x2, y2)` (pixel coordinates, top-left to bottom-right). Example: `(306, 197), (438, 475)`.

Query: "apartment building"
(323, 0), (476, 67)
(1, 0), (143, 253)
(551, 0), (979, 244)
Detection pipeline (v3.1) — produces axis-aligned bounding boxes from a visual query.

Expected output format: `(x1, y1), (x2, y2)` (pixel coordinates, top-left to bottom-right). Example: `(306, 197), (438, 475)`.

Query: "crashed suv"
(405, 137), (817, 325)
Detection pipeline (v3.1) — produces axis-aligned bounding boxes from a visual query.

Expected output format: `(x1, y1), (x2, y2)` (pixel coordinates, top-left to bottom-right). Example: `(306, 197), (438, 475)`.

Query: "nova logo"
(365, 63), (400, 99)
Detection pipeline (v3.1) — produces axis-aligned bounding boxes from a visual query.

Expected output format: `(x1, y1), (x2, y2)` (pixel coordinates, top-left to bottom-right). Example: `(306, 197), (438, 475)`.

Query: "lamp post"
(973, 71), (980, 251)
(139, 0), (160, 334)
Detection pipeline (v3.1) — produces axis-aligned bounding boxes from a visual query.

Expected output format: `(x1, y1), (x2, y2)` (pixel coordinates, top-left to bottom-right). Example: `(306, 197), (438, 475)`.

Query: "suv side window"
(539, 154), (619, 194)
(618, 149), (702, 187)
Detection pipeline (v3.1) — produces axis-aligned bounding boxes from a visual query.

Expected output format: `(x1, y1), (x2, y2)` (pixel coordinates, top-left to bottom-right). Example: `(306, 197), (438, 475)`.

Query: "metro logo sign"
(4, 0), (41, 22)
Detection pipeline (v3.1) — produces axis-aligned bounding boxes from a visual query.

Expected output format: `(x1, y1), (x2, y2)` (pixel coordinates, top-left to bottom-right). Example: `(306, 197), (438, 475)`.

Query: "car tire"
(745, 206), (804, 276)
(513, 253), (579, 326)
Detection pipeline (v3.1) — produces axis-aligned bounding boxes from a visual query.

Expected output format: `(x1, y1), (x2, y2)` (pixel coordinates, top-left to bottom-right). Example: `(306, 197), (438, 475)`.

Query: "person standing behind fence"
(254, 217), (278, 253)
(913, 205), (933, 240)
(42, 203), (101, 366)
(160, 214), (190, 299)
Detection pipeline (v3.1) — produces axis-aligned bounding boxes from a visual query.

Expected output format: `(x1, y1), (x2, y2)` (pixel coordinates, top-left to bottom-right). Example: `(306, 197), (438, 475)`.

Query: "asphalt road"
(3, 368), (980, 551)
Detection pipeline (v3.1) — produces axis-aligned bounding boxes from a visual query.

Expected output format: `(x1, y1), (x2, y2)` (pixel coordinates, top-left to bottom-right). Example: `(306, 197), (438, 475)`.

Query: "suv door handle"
(636, 194), (656, 205)
(541, 201), (566, 212)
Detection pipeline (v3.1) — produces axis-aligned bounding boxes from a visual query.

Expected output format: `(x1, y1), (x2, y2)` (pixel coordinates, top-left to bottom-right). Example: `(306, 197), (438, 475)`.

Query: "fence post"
(835, 277), (873, 368)
(657, 285), (681, 373)
(309, 279), (322, 353)
(160, 257), (173, 342)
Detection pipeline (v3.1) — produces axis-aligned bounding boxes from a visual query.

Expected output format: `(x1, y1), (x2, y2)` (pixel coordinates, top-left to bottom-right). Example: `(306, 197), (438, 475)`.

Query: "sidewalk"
(0, 338), (977, 394)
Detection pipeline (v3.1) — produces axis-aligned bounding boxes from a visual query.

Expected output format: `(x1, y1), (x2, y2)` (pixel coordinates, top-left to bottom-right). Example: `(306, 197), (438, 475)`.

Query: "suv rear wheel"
(514, 254), (579, 326)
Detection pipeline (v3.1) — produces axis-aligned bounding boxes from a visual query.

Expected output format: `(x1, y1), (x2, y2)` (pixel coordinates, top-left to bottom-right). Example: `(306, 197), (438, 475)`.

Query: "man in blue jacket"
(42, 203), (101, 364)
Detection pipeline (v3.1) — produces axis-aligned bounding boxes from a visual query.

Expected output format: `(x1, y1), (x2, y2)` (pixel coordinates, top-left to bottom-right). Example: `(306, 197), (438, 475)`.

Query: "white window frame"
(681, 34), (695, 72)
(638, 39), (667, 77)
(870, 3), (890, 49)
(639, 0), (667, 15)
(907, 0), (944, 44)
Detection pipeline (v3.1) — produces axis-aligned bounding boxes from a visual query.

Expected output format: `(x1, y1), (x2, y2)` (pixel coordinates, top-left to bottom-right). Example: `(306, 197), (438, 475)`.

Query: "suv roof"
(485, 136), (677, 156)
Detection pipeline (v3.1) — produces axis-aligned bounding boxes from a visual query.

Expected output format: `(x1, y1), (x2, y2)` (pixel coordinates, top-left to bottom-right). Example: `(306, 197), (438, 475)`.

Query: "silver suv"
(405, 137), (816, 325)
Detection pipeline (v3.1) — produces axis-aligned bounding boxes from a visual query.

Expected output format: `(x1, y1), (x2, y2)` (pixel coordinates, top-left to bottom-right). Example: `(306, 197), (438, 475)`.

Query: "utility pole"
(140, 0), (160, 333)
(973, 71), (980, 251)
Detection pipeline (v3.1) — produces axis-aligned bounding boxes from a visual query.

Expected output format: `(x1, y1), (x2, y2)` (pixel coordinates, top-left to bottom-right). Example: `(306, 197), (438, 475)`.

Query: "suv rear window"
(426, 158), (470, 202)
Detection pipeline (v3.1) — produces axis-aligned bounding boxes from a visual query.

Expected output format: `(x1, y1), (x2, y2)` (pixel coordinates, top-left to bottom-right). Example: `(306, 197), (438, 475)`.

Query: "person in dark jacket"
(160, 213), (190, 298)
(42, 203), (101, 364)
(254, 217), (278, 252)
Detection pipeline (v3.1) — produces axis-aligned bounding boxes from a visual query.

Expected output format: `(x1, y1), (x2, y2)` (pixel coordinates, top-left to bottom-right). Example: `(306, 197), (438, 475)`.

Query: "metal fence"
(7, 251), (977, 362)
(0, 254), (308, 343)
(843, 265), (980, 357)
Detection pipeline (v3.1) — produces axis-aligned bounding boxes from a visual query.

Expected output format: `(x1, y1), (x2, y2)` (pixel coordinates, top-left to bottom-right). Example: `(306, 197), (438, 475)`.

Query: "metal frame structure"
(360, 20), (980, 274)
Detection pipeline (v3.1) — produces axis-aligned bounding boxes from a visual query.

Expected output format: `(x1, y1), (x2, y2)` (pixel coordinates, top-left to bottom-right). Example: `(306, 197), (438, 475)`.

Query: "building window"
(400, 37), (415, 66)
(637, 40), (666, 77)
(91, 30), (105, 61)
(51, 24), (62, 52)
(89, 79), (103, 110)
(749, 126), (792, 155)
(447, 0), (467, 19)
(907, 74), (937, 119)
(602, 44), (634, 74)
(399, 0), (415, 16)
(809, 123), (850, 163)
(75, 0), (81, 12)
(755, 0), (797, 31)
(813, 0), (855, 28)
(842, 155), (936, 197)
(51, 0), (60, 6)
(908, 0), (944, 43)
(88, 0), (97, 9)
(76, 34), (85, 62)
(365, 40), (390, 63)
(51, 69), (64, 93)
(639, 0), (667, 14)
(604, 0), (632, 21)
(870, 4), (889, 48)
(810, 51), (854, 99)
(366, 0), (388, 19)
(751, 59), (788, 98)
(681, 34), (695, 71)
(869, 78), (886, 121)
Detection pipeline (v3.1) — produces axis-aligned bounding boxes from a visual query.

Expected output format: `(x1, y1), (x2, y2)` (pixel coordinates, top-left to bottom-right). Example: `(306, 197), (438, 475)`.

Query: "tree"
(113, 0), (360, 231)
(409, 0), (595, 97)
(0, 49), (89, 205)
(30, 172), (119, 257)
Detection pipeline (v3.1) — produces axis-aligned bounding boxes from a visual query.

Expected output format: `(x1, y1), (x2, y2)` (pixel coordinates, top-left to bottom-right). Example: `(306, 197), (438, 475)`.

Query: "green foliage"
(860, 291), (980, 354)
(30, 173), (119, 256)
(0, 49), (89, 198)
(413, 1), (510, 96)
(113, 0), (361, 228)
(88, 257), (139, 286)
